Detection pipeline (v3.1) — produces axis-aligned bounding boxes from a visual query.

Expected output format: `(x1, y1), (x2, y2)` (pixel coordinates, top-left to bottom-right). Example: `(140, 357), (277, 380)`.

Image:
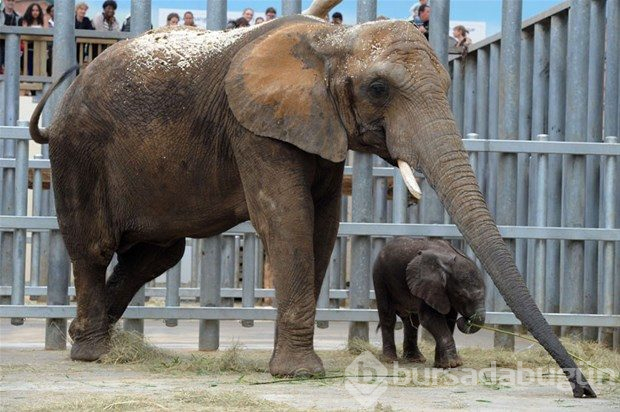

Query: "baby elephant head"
(406, 245), (486, 334)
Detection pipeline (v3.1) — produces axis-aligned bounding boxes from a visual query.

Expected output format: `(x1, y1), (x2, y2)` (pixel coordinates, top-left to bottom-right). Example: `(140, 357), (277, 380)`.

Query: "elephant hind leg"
(69, 259), (111, 361)
(105, 239), (186, 324)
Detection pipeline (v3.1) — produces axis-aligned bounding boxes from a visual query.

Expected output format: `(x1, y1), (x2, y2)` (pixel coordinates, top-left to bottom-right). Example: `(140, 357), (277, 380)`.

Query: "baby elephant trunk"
(456, 308), (485, 334)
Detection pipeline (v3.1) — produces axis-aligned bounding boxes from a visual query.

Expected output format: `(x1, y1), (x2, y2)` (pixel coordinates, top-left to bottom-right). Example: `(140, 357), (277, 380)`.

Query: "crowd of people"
(1, 0), (473, 74)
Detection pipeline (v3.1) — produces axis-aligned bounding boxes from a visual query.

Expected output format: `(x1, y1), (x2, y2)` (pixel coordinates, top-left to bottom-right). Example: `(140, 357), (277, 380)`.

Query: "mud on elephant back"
(28, 0), (595, 398)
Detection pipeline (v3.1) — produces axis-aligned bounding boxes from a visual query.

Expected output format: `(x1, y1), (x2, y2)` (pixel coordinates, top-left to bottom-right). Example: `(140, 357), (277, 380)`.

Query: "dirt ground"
(1, 320), (619, 411)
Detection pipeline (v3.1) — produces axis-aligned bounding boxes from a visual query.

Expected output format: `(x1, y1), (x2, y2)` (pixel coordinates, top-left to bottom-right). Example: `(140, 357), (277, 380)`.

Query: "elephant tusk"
(397, 160), (422, 200)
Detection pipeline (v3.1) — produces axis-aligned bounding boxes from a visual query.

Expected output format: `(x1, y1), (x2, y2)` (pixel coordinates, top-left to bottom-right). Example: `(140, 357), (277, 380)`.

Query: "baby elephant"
(373, 237), (486, 368)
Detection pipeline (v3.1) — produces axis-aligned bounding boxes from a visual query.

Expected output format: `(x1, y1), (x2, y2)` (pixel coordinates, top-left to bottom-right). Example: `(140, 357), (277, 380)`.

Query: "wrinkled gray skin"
(29, 12), (594, 397)
(373, 237), (486, 368)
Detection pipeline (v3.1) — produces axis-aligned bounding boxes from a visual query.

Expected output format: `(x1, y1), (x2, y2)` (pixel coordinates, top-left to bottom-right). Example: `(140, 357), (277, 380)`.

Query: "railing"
(447, 0), (619, 347)
(1, 0), (619, 353)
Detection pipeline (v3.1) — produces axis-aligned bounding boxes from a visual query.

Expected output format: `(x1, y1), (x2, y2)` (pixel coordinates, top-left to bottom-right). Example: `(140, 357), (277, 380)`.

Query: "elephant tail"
(29, 65), (79, 144)
(303, 0), (342, 18)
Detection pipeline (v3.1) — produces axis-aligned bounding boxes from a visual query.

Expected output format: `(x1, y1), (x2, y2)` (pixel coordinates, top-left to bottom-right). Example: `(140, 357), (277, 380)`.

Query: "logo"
(344, 351), (388, 407)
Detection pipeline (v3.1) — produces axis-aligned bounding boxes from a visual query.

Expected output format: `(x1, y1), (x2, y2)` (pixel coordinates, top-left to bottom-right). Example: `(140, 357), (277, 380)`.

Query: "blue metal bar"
(131, 0), (151, 34)
(1, 305), (618, 328)
(495, 0), (522, 350)
(534, 135), (548, 309)
(164, 262), (181, 327)
(583, 0), (606, 341)
(199, 236), (222, 350)
(207, 0), (228, 30)
(600, 136), (617, 346)
(546, 12), (568, 316)
(516, 28), (533, 282)
(349, 0), (376, 343)
(281, 0), (302, 16)
(1, 33), (19, 307)
(560, 0), (590, 339)
(241, 233), (256, 327)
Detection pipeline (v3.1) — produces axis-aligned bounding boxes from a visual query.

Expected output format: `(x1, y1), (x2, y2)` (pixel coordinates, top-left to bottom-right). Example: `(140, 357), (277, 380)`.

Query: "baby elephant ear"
(225, 21), (348, 163)
(406, 252), (451, 315)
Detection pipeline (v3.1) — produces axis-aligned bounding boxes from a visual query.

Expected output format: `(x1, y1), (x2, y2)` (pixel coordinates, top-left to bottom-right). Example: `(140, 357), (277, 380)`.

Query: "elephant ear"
(225, 21), (348, 163)
(406, 251), (454, 315)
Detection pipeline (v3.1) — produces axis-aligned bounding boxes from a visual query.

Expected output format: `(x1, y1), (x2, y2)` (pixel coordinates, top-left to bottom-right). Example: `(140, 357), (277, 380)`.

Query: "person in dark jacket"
(1, 0), (20, 72)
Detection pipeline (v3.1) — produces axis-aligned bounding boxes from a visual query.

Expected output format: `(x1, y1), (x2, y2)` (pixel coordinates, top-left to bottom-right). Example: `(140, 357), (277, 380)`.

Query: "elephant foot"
(69, 319), (111, 361)
(403, 351), (426, 363)
(70, 338), (110, 361)
(434, 352), (463, 369)
(381, 348), (398, 362)
(269, 347), (325, 378)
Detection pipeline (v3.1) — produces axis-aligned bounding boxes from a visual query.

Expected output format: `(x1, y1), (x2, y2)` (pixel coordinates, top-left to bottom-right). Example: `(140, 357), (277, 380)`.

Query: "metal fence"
(1, 0), (619, 352)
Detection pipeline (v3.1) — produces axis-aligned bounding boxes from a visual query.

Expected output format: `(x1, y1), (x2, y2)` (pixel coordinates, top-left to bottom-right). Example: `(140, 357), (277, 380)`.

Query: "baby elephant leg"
(419, 303), (462, 368)
(402, 314), (426, 363)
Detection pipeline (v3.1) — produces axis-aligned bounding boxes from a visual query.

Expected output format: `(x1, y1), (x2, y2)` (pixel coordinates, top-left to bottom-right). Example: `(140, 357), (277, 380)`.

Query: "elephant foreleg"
(232, 136), (325, 377)
(419, 302), (462, 368)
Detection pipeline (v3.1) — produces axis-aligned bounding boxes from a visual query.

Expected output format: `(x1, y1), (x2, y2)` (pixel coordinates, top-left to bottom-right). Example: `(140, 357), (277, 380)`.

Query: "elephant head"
(224, 16), (594, 398)
(406, 245), (486, 334)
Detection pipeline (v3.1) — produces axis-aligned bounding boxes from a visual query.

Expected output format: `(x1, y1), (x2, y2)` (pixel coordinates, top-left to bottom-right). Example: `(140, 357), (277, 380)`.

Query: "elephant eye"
(367, 80), (390, 101)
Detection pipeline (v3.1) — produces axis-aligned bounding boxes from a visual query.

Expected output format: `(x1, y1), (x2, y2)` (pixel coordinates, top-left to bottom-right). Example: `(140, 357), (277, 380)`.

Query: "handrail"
(0, 26), (132, 40)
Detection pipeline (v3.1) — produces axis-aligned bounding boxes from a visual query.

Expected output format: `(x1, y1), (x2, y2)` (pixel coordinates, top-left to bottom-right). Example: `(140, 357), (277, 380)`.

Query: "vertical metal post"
(494, 0), (522, 351)
(11, 120), (29, 325)
(221, 235), (236, 307)
(604, 0), (619, 139)
(464, 133), (479, 260)
(463, 55), (477, 136)
(30, 155), (43, 291)
(546, 13), (567, 317)
(607, 0), (620, 349)
(516, 29), (533, 283)
(429, 0), (450, 68)
(199, 236), (221, 350)
(46, 0), (76, 349)
(281, 0), (302, 16)
(475, 48), (489, 214)
(316, 267), (330, 329)
(241, 233), (256, 327)
(599, 136), (616, 347)
(534, 134), (548, 310)
(207, 0), (227, 30)
(560, 0), (590, 339)
(1, 33), (20, 305)
(131, 0), (151, 34)
(328, 241), (341, 308)
(475, 47), (493, 312)
(451, 58), (465, 134)
(487, 43), (501, 217)
(164, 262), (181, 327)
(348, 0), (376, 344)
(190, 238), (200, 288)
(584, 0), (606, 341)
(123, 0), (151, 335)
(528, 22), (549, 297)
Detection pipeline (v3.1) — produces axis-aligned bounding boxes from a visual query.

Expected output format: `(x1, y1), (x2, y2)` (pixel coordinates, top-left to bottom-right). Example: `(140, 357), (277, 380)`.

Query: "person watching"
(166, 12), (179, 26)
(331, 12), (343, 25)
(242, 8), (254, 24)
(93, 0), (120, 31)
(183, 11), (195, 27)
(265, 7), (277, 21)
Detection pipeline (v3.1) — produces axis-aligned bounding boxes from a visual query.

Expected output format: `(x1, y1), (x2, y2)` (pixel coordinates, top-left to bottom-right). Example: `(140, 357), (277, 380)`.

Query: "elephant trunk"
(456, 308), (485, 334)
(392, 106), (595, 398)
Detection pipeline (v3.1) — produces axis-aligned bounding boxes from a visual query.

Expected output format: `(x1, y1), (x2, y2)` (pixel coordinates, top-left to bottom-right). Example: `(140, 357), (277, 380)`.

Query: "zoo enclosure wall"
(0, 0), (619, 352)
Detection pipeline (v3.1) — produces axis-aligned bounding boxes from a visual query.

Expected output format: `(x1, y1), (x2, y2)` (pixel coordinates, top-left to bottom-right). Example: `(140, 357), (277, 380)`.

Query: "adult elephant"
(30, 1), (594, 397)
